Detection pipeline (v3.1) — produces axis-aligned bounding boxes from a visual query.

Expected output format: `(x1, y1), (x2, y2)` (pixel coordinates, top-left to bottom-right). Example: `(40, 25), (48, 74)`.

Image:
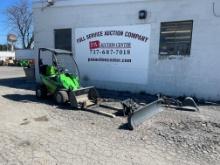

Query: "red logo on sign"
(89, 40), (100, 49)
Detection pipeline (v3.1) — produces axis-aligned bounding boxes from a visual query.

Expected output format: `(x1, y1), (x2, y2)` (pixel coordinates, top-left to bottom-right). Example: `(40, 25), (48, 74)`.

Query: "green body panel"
(59, 74), (80, 91)
(19, 60), (29, 67)
(40, 66), (80, 94)
(40, 75), (58, 93)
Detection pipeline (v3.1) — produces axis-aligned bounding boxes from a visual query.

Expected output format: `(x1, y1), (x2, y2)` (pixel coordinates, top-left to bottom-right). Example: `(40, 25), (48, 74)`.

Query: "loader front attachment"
(69, 86), (99, 109)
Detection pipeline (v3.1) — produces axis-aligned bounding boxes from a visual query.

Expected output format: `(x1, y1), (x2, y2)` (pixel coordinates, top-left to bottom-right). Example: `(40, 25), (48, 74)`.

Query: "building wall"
(15, 50), (34, 60)
(33, 0), (220, 100)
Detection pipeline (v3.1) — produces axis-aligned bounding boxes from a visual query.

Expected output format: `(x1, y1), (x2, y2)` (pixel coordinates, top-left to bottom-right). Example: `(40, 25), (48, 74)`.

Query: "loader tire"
(69, 91), (78, 109)
(55, 90), (68, 105)
(36, 84), (47, 98)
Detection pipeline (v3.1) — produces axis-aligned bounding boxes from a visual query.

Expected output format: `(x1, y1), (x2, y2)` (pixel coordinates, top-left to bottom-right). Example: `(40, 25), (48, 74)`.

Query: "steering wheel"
(57, 66), (64, 72)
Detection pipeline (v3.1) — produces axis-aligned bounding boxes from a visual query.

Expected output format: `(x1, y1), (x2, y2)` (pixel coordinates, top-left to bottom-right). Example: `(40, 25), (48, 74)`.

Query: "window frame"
(159, 20), (193, 56)
(54, 28), (72, 51)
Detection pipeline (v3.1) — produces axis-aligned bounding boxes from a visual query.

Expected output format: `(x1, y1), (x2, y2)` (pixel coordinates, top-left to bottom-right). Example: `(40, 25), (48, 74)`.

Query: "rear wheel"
(36, 84), (47, 98)
(54, 90), (68, 105)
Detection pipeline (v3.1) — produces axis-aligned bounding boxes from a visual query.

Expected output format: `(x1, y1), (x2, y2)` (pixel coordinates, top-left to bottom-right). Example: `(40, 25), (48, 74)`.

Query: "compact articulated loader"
(36, 48), (99, 109)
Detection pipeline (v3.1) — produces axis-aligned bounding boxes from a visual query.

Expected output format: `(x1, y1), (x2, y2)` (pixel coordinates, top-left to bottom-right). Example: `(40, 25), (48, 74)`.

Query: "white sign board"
(75, 24), (151, 84)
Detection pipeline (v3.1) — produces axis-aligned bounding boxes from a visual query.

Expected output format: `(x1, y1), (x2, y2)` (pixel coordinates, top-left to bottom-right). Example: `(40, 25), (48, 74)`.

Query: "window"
(159, 20), (193, 56)
(54, 28), (72, 51)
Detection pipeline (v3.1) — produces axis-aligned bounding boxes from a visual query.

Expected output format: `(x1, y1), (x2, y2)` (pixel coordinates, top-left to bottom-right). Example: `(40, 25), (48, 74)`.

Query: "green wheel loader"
(36, 48), (99, 109)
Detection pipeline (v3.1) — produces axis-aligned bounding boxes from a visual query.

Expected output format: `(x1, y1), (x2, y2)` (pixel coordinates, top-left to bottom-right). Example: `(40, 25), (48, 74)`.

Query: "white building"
(0, 51), (15, 61)
(33, 0), (220, 100)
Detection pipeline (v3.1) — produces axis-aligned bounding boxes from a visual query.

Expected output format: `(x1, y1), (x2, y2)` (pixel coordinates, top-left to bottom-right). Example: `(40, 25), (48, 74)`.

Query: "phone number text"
(90, 49), (131, 55)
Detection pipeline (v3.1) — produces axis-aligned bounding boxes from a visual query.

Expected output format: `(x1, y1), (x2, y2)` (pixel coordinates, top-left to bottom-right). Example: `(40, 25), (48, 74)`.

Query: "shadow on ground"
(0, 77), (35, 90)
(118, 123), (131, 130)
(0, 78), (157, 104)
(2, 93), (55, 106)
(2, 93), (127, 118)
(1, 77), (219, 115)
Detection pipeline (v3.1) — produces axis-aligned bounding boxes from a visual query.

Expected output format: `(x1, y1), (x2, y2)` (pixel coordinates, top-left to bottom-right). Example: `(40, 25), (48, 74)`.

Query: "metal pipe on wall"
(213, 2), (220, 17)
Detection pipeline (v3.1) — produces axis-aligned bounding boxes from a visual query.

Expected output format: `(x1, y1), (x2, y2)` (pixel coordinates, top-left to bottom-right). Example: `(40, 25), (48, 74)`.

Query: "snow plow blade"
(128, 99), (164, 130)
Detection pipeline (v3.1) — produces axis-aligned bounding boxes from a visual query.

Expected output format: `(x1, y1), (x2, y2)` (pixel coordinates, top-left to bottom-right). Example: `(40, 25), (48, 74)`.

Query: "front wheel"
(54, 90), (68, 105)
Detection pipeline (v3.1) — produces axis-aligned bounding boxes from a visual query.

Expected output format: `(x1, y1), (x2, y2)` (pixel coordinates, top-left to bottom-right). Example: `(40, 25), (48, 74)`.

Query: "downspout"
(213, 2), (220, 17)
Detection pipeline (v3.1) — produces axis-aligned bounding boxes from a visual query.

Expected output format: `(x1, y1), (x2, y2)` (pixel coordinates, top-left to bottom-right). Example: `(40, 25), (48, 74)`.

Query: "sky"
(0, 0), (32, 45)
(0, 0), (16, 44)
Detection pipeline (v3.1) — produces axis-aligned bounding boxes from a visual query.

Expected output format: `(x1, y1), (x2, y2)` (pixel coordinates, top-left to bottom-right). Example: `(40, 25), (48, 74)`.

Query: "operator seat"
(45, 65), (57, 77)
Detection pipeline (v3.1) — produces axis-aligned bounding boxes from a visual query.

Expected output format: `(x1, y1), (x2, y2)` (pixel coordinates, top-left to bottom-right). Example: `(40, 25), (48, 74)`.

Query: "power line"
(33, 0), (75, 4)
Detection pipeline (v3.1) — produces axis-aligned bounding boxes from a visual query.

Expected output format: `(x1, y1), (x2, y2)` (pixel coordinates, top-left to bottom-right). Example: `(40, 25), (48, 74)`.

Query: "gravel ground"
(0, 66), (219, 165)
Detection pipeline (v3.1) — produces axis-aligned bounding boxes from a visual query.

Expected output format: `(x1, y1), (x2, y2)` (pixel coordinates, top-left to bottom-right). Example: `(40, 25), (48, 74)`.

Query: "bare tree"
(6, 0), (33, 49)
